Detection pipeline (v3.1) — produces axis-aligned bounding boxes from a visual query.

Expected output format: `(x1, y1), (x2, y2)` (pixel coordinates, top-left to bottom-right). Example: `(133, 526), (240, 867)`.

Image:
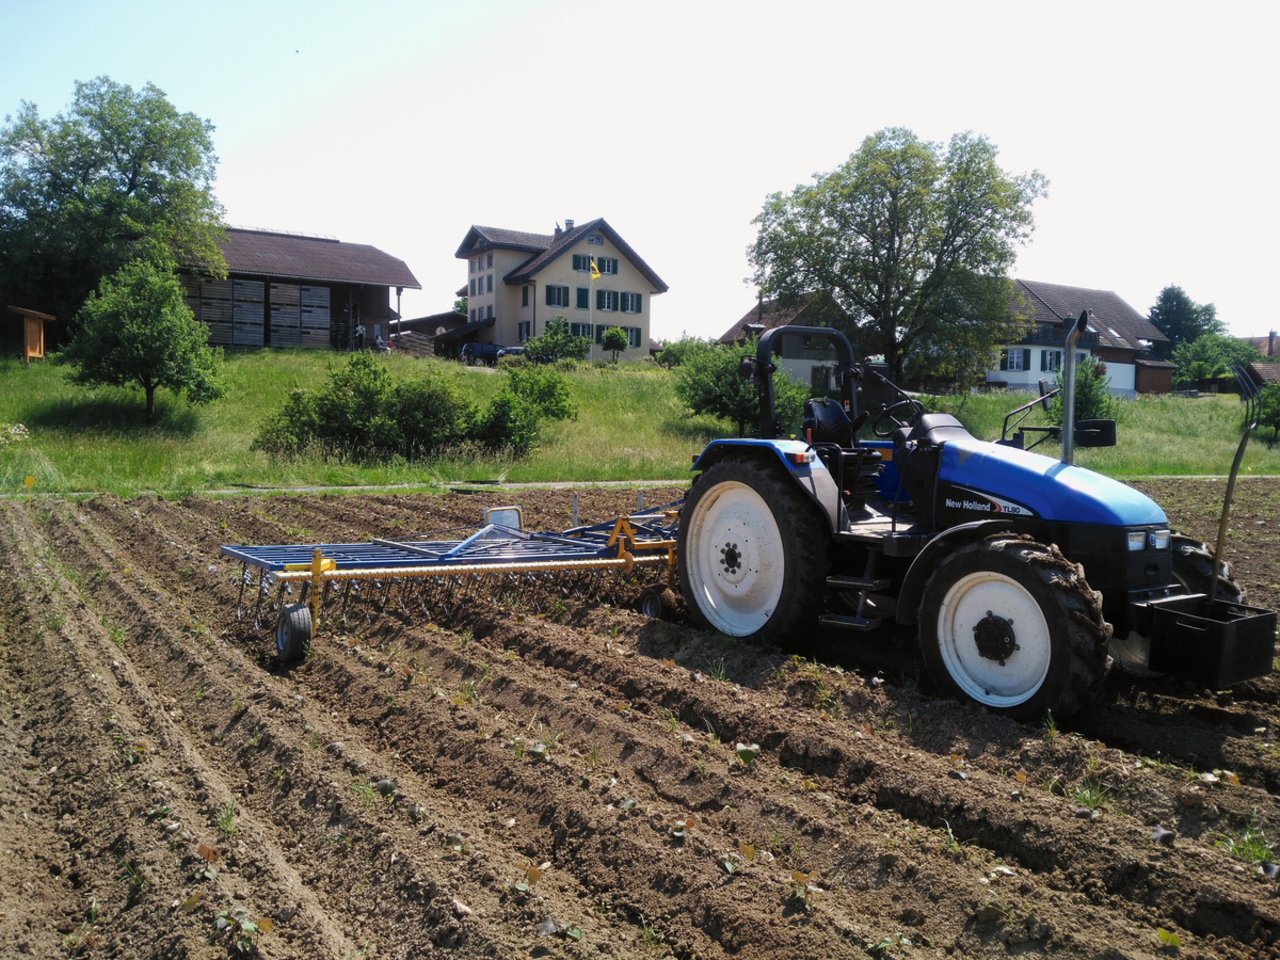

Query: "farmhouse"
(450, 218), (668, 361)
(183, 228), (421, 350)
(990, 280), (1171, 398)
(720, 281), (1172, 396)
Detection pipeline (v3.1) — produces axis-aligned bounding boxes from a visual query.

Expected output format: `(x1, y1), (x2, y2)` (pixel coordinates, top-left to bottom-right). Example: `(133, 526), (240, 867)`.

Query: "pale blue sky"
(2, 0), (1276, 340)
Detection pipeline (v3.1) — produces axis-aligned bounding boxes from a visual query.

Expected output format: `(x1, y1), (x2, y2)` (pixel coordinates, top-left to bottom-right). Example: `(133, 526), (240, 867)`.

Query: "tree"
(1169, 333), (1262, 388)
(601, 326), (629, 362)
(523, 317), (590, 363)
(1048, 357), (1117, 425)
(59, 257), (225, 421)
(1259, 382), (1280, 441)
(674, 337), (807, 437)
(655, 334), (715, 368)
(1148, 286), (1222, 359)
(0, 76), (225, 323)
(750, 128), (1046, 383)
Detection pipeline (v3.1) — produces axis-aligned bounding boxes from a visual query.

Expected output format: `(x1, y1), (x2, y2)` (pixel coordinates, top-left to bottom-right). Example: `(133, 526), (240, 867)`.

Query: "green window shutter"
(1022, 349), (1031, 370)
(577, 287), (588, 309)
(635, 293), (642, 312)
(545, 286), (554, 306)
(596, 289), (604, 310)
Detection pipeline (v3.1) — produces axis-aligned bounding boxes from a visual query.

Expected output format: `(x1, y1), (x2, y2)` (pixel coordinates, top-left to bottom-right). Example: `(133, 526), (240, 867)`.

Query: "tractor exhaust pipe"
(1061, 310), (1090, 465)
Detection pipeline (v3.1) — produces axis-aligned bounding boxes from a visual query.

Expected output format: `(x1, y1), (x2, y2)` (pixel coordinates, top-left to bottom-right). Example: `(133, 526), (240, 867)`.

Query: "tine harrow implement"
(222, 501), (681, 661)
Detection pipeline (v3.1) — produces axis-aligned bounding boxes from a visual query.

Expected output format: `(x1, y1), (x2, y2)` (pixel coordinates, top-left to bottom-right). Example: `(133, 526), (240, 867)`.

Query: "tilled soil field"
(2, 478), (1279, 959)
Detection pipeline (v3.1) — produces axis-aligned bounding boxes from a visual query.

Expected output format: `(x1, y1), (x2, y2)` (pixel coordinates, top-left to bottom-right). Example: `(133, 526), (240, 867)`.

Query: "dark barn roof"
(1014, 279), (1165, 353)
(221, 228), (420, 289)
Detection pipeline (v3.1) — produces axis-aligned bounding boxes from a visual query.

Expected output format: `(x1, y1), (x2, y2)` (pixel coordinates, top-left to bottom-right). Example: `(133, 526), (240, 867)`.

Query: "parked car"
(460, 342), (502, 366)
(496, 346), (525, 359)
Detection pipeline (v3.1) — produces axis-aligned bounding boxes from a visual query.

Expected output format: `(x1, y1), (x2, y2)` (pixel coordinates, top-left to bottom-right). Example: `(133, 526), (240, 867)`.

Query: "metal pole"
(1062, 310), (1089, 465)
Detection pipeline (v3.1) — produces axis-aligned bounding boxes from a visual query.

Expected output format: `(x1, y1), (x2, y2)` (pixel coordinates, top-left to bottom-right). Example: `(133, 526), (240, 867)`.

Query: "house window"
(486, 304), (494, 320)
(486, 273), (493, 293)
(1041, 349), (1062, 372)
(570, 322), (593, 338)
(486, 253), (493, 268)
(469, 278), (476, 296)
(596, 289), (619, 311)
(1000, 348), (1029, 371)
(546, 285), (569, 308)
(470, 259), (475, 273)
(598, 257), (618, 275)
(627, 326), (641, 348)
(518, 321), (531, 341)
(576, 287), (589, 310)
(470, 308), (476, 322)
(587, 233), (603, 245)
(572, 254), (591, 272)
(521, 286), (529, 308)
(621, 292), (642, 313)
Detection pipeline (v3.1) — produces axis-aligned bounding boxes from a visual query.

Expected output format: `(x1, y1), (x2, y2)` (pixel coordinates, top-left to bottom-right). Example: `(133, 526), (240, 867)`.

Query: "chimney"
(565, 218), (575, 231)
(553, 222), (561, 237)
(1270, 329), (1276, 356)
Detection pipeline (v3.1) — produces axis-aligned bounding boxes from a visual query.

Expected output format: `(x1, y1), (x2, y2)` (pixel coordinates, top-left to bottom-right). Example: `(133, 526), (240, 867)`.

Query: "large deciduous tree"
(749, 128), (1046, 384)
(0, 76), (225, 324)
(1148, 285), (1223, 358)
(59, 257), (225, 421)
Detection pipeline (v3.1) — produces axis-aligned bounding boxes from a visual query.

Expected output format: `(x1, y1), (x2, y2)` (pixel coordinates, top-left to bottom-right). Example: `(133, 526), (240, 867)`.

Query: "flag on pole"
(589, 257), (601, 281)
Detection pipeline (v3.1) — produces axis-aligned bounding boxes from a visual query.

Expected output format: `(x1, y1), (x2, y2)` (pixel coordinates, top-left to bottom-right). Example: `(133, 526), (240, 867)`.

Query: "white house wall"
(987, 346), (1136, 398)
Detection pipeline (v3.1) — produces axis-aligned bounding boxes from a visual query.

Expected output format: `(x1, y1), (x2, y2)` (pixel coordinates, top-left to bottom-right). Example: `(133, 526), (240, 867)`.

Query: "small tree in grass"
(59, 257), (225, 421)
(1049, 356), (1117, 425)
(601, 326), (629, 362)
(674, 336), (808, 437)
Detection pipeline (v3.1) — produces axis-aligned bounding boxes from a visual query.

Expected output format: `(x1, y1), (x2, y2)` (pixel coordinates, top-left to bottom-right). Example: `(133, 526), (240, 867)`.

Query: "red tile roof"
(221, 228), (420, 289)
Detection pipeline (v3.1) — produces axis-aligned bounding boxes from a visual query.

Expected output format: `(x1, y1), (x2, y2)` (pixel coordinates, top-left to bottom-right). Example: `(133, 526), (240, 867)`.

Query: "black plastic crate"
(1146, 595), (1277, 689)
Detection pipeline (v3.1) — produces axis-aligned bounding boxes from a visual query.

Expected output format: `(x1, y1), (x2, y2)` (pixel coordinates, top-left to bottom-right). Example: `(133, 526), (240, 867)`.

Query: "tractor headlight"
(1149, 529), (1171, 550)
(1127, 531), (1146, 551)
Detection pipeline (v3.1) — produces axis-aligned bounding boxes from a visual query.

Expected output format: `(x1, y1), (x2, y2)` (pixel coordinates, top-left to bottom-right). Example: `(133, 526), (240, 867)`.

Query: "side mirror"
(1037, 379), (1053, 413)
(1074, 419), (1116, 448)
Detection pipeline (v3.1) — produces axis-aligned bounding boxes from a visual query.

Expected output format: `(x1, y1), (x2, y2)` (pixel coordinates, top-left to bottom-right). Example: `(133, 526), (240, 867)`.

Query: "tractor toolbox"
(1137, 595), (1278, 690)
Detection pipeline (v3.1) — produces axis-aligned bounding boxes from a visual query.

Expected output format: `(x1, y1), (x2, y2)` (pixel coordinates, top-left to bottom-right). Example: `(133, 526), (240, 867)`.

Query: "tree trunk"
(145, 384), (156, 422)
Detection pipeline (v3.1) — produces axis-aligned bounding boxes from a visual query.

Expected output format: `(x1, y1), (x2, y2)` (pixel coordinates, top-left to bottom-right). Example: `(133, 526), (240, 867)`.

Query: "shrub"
(1049, 356), (1117, 425)
(523, 318), (590, 364)
(254, 354), (479, 461)
(674, 337), (807, 436)
(503, 362), (575, 422)
(478, 390), (541, 456)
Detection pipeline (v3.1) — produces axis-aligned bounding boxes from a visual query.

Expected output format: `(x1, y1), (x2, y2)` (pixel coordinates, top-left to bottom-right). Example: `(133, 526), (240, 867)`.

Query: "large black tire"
(1171, 534), (1245, 603)
(677, 458), (829, 642)
(276, 603), (312, 663)
(919, 534), (1111, 721)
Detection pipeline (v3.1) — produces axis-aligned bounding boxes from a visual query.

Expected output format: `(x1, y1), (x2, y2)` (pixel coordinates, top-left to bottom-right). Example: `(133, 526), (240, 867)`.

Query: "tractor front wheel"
(1171, 534), (1245, 602)
(919, 535), (1110, 721)
(678, 459), (828, 641)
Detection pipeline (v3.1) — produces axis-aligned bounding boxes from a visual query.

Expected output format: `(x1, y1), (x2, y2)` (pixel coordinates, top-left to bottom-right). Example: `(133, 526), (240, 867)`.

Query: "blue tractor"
(676, 321), (1276, 720)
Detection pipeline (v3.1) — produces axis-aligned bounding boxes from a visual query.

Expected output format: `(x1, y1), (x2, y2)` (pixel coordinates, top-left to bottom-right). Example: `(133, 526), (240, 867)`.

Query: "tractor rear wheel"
(678, 459), (828, 641)
(919, 534), (1110, 721)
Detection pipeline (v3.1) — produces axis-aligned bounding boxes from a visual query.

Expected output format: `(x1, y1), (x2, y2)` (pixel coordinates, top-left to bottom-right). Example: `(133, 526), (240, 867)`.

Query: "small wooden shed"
(7, 306), (55, 366)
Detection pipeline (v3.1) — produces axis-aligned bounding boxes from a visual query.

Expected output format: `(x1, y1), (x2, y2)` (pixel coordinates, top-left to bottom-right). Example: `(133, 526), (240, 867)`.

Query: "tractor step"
(827, 574), (889, 593)
(818, 613), (883, 632)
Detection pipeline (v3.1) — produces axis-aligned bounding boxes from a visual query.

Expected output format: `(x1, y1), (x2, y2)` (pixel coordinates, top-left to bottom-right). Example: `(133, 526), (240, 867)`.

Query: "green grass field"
(1, 346), (1276, 496)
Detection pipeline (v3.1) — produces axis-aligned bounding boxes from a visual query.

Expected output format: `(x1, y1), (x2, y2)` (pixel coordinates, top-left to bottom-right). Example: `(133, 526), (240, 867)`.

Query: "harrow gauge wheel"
(920, 535), (1110, 721)
(678, 459), (828, 640)
(276, 603), (312, 664)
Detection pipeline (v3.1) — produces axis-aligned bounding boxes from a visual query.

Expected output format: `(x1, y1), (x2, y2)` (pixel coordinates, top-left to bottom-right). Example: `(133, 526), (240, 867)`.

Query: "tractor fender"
(691, 439), (840, 534)
(895, 519), (1016, 625)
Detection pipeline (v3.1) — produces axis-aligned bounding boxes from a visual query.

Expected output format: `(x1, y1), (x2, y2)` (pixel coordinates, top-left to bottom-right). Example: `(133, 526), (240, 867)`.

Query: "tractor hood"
(936, 435), (1167, 527)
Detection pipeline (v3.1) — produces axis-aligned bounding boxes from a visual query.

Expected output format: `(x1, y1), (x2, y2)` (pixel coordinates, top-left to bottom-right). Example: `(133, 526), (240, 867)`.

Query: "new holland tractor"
(676, 319), (1276, 720)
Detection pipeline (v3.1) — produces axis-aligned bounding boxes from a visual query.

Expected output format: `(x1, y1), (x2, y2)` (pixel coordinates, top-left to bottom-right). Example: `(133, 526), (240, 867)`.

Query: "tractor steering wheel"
(872, 398), (924, 439)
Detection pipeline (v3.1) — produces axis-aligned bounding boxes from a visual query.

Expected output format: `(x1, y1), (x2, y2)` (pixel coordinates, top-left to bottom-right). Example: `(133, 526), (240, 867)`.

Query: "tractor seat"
(804, 397), (867, 447)
(895, 413), (972, 448)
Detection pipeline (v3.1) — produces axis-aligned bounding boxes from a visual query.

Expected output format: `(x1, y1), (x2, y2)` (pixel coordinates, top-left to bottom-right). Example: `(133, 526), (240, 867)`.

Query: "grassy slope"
(1, 348), (1276, 495)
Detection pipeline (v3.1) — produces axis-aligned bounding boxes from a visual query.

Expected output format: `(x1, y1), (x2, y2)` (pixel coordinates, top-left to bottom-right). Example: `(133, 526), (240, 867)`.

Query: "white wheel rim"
(936, 571), (1051, 707)
(685, 480), (784, 636)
